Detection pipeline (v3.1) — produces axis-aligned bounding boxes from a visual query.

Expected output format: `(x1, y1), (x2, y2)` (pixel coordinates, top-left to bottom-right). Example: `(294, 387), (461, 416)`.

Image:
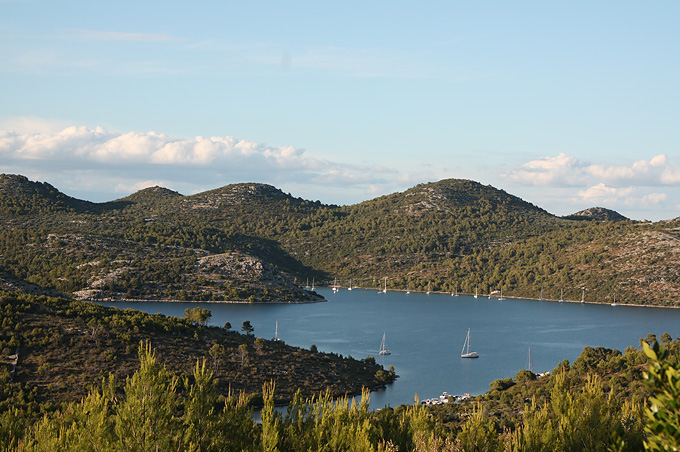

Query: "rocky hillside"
(1, 174), (679, 306)
(564, 206), (629, 222)
(71, 250), (322, 303)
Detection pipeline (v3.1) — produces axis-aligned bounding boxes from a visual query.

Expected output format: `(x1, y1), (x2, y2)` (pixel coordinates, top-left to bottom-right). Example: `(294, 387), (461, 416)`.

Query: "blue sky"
(1, 1), (679, 220)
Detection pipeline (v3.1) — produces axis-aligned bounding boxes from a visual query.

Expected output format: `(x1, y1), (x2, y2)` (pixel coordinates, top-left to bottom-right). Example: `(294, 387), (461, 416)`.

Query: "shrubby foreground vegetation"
(3, 340), (680, 451)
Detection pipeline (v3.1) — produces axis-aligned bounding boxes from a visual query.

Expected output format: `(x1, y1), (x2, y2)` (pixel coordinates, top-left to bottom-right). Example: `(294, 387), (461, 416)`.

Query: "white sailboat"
(461, 328), (479, 358)
(272, 321), (281, 342)
(379, 332), (391, 355)
(527, 347), (533, 372)
(348, 279), (353, 291)
(581, 288), (585, 304)
(498, 288), (505, 301)
(383, 277), (387, 294)
(474, 287), (478, 299)
(333, 278), (339, 293)
(539, 288), (545, 301)
(426, 282), (431, 295)
(559, 289), (565, 303)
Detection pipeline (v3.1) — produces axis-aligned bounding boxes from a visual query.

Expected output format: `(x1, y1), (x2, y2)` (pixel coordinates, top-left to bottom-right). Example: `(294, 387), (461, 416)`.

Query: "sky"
(1, 1), (679, 221)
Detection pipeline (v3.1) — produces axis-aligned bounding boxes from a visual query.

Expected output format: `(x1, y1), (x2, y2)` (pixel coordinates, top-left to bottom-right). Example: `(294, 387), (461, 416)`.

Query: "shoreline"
(319, 285), (678, 309)
(82, 295), (326, 305)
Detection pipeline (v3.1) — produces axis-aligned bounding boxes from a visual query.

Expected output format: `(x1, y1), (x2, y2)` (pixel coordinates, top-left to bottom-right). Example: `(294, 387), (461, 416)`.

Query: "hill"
(564, 206), (629, 222)
(0, 174), (97, 214)
(0, 291), (394, 410)
(1, 174), (679, 306)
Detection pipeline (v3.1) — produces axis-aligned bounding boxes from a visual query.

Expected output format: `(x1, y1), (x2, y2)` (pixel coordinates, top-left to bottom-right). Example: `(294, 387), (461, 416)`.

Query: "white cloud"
(114, 180), (171, 194)
(577, 183), (633, 202)
(0, 122), (411, 202)
(503, 153), (680, 188)
(575, 183), (668, 208)
(640, 192), (667, 205)
(501, 153), (589, 186)
(0, 126), (313, 168)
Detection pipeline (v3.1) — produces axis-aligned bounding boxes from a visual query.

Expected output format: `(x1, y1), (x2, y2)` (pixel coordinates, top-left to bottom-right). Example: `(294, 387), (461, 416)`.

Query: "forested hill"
(0, 291), (395, 439)
(0, 174), (98, 214)
(1, 174), (679, 306)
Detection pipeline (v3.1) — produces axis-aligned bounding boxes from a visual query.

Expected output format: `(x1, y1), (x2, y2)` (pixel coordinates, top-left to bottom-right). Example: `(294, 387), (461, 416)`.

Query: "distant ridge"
(118, 185), (183, 204)
(3, 173), (680, 306)
(0, 174), (97, 214)
(182, 182), (300, 210)
(563, 207), (628, 222)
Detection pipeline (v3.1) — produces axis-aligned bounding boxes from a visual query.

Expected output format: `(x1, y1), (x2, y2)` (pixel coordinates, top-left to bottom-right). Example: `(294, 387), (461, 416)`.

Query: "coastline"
(320, 285), (678, 309)
(86, 298), (326, 304)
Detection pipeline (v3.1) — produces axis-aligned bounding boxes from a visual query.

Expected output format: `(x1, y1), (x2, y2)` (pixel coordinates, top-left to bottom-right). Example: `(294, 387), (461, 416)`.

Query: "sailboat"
(581, 288), (585, 304)
(461, 328), (479, 358)
(527, 347), (533, 372)
(333, 278), (339, 293)
(558, 289), (565, 303)
(383, 277), (388, 294)
(379, 332), (391, 355)
(611, 293), (618, 306)
(348, 279), (353, 291)
(426, 282), (431, 295)
(539, 288), (545, 301)
(272, 321), (282, 342)
(474, 287), (478, 299)
(311, 278), (315, 291)
(498, 288), (505, 301)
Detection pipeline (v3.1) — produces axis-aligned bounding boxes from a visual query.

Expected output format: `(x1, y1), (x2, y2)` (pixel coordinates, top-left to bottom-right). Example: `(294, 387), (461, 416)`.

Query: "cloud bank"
(1, 119), (677, 219)
(502, 153), (679, 211)
(0, 121), (408, 203)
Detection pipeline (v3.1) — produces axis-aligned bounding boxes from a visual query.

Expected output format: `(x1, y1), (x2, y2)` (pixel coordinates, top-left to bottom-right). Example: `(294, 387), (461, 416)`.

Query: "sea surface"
(95, 287), (680, 408)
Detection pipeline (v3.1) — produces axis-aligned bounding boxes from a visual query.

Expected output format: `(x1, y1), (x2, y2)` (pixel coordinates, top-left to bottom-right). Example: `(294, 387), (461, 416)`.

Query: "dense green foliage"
(642, 342), (680, 451)
(0, 291), (394, 441)
(5, 337), (680, 450)
(2, 174), (678, 306)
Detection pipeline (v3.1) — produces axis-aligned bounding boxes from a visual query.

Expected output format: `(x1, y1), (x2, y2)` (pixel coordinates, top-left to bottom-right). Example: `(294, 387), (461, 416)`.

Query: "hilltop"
(0, 174), (97, 214)
(564, 206), (629, 222)
(1, 174), (679, 306)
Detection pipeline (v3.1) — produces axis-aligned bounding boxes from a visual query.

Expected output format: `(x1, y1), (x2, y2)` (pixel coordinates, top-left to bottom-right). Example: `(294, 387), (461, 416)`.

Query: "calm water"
(95, 288), (680, 408)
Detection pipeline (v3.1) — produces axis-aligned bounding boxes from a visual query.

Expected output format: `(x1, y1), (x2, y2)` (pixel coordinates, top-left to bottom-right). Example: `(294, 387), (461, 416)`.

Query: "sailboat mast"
(461, 328), (471, 354)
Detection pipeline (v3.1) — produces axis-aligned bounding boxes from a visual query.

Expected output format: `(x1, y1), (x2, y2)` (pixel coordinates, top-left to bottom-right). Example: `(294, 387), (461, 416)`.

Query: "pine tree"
(114, 342), (179, 451)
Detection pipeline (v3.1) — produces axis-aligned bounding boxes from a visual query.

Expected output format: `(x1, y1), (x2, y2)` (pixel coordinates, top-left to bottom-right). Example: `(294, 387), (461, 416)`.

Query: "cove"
(94, 287), (680, 408)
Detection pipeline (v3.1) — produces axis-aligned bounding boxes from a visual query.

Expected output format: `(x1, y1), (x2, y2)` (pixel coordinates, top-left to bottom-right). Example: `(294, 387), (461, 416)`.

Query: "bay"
(95, 287), (680, 408)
